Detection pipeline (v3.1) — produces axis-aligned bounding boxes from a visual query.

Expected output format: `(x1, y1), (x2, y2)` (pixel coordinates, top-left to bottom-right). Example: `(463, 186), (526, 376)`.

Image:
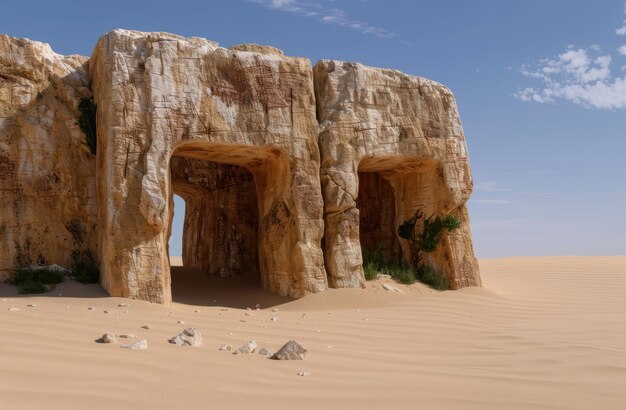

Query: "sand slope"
(1, 256), (625, 409)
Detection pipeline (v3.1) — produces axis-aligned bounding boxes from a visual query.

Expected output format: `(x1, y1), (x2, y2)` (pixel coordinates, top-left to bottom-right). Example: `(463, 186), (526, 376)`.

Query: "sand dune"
(1, 256), (625, 409)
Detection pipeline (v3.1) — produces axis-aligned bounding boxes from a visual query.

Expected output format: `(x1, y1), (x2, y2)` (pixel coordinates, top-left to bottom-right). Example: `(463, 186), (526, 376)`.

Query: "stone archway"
(90, 30), (327, 304)
(314, 60), (481, 289)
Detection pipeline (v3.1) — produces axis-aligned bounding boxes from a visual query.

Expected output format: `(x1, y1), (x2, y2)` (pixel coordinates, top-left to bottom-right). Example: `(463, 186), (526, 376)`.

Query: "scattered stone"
(124, 310), (129, 314)
(96, 333), (117, 344)
(141, 325), (151, 330)
(271, 308), (278, 312)
(121, 339), (148, 350)
(8, 307), (19, 311)
(87, 307), (95, 310)
(271, 340), (307, 360)
(26, 304), (37, 308)
(270, 316), (279, 322)
(118, 334), (136, 339)
(219, 344), (232, 351)
(297, 371), (312, 377)
(169, 328), (202, 347)
(382, 283), (404, 293)
(177, 320), (186, 324)
(220, 308), (228, 311)
(118, 303), (130, 307)
(244, 312), (252, 316)
(104, 310), (114, 314)
(233, 340), (257, 354)
(258, 347), (273, 357)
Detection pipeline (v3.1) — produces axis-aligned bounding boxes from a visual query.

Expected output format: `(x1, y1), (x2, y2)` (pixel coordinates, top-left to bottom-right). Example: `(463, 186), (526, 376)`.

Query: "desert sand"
(1, 256), (625, 409)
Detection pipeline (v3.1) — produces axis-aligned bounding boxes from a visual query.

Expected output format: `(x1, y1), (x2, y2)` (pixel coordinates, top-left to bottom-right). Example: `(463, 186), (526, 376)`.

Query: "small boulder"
(96, 333), (117, 344)
(258, 347), (273, 357)
(382, 283), (403, 293)
(233, 340), (256, 354)
(219, 344), (232, 351)
(121, 339), (148, 350)
(271, 340), (307, 360)
(169, 328), (202, 347)
(141, 325), (151, 330)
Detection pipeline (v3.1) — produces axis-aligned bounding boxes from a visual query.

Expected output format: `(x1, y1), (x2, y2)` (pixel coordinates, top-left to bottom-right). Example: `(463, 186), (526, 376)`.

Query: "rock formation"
(0, 29), (481, 303)
(0, 35), (96, 280)
(314, 60), (481, 289)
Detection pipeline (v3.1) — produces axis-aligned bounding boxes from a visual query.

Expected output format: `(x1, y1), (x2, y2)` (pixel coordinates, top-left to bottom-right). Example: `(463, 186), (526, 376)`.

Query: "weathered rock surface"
(0, 35), (96, 280)
(314, 60), (481, 290)
(233, 340), (257, 354)
(121, 339), (148, 350)
(168, 328), (202, 347)
(271, 340), (306, 360)
(0, 30), (480, 304)
(90, 30), (327, 303)
(95, 333), (117, 344)
(219, 343), (232, 351)
(258, 347), (273, 357)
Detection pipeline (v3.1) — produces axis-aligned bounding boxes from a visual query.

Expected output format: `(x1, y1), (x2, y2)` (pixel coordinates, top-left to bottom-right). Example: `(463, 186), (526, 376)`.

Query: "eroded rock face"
(0, 35), (96, 280)
(0, 30), (480, 303)
(313, 60), (481, 289)
(90, 30), (327, 303)
(170, 157), (259, 277)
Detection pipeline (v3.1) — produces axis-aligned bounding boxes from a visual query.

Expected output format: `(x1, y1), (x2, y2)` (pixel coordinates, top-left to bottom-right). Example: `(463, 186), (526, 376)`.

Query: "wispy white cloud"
(474, 181), (510, 192)
(472, 199), (512, 205)
(515, 2), (626, 109)
(617, 3), (626, 35)
(249, 0), (395, 38)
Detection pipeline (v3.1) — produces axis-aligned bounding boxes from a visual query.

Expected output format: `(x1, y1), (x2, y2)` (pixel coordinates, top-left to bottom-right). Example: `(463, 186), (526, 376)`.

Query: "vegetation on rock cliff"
(78, 97), (97, 155)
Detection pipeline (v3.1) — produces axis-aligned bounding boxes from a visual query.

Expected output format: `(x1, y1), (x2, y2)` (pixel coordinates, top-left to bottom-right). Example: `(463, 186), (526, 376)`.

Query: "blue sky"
(2, 1), (625, 258)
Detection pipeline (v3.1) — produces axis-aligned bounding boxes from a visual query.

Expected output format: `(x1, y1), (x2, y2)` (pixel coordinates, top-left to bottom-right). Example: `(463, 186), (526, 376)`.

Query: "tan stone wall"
(0, 35), (96, 279)
(314, 60), (481, 289)
(90, 30), (327, 303)
(0, 31), (480, 303)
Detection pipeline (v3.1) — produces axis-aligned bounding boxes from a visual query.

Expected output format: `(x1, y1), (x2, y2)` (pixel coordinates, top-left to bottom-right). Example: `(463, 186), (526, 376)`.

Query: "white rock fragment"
(219, 344), (232, 351)
(382, 283), (404, 293)
(297, 371), (312, 377)
(26, 304), (37, 307)
(270, 316), (279, 322)
(177, 320), (186, 324)
(121, 339), (148, 350)
(169, 328), (202, 347)
(233, 340), (257, 354)
(258, 347), (272, 357)
(8, 307), (19, 311)
(96, 333), (117, 344)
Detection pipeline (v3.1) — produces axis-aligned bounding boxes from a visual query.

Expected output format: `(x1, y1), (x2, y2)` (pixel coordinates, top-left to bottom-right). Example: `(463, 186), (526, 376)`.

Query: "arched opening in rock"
(166, 142), (290, 305)
(356, 156), (439, 269)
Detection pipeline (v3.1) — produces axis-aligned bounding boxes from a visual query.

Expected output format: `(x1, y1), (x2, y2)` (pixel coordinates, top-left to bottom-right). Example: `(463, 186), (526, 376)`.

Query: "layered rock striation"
(0, 30), (480, 303)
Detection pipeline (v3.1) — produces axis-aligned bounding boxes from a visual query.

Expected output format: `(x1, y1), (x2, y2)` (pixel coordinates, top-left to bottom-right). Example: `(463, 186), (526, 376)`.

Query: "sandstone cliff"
(0, 35), (96, 279)
(0, 30), (480, 303)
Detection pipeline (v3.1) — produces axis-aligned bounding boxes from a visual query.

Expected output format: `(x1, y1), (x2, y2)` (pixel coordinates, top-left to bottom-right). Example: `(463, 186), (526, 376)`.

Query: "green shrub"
(416, 265), (449, 290)
(70, 250), (100, 284)
(363, 260), (379, 281)
(386, 261), (416, 285)
(78, 97), (97, 155)
(11, 267), (65, 294)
